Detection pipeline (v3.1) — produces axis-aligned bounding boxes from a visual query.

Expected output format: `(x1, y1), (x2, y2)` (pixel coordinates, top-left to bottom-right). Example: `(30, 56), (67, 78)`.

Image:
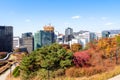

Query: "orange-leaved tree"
(97, 38), (116, 60)
(97, 38), (108, 58)
(115, 34), (120, 64)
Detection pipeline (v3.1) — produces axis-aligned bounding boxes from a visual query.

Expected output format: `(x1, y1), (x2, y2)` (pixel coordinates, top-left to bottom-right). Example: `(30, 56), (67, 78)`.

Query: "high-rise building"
(65, 27), (73, 36)
(65, 27), (73, 42)
(22, 32), (33, 38)
(13, 36), (20, 49)
(34, 25), (55, 50)
(21, 32), (34, 53)
(0, 26), (13, 52)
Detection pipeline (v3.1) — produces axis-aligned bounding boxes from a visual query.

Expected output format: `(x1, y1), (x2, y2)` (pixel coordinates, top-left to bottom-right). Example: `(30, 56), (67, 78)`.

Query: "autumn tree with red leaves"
(73, 50), (90, 67)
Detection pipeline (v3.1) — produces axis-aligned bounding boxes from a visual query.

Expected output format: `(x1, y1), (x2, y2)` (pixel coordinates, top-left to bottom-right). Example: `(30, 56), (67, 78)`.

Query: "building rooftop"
(103, 30), (120, 34)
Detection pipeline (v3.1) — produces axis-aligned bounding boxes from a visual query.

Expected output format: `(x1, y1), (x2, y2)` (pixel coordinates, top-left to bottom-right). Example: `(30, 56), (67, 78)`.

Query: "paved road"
(109, 75), (120, 80)
(0, 52), (12, 61)
(0, 64), (16, 80)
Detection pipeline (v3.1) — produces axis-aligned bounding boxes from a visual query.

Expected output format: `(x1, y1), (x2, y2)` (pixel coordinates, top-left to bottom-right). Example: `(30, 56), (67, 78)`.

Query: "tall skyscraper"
(65, 27), (73, 36)
(34, 25), (55, 50)
(0, 26), (13, 52)
(21, 32), (34, 53)
(65, 27), (73, 42)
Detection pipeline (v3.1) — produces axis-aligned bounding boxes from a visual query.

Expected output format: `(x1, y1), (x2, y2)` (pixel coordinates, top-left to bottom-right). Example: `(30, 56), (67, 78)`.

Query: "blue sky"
(0, 0), (120, 36)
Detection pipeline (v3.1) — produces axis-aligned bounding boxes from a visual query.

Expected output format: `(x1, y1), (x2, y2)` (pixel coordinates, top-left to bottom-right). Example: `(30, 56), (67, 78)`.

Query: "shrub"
(88, 65), (120, 80)
(12, 66), (20, 77)
(65, 67), (85, 77)
(36, 69), (50, 80)
(71, 43), (82, 52)
(53, 69), (65, 78)
(84, 66), (106, 76)
(33, 69), (65, 80)
(89, 52), (103, 67)
(73, 51), (90, 67)
(65, 65), (106, 77)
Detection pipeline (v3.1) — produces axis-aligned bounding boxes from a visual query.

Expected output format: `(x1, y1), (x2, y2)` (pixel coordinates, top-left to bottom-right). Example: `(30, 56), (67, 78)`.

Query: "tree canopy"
(20, 43), (73, 80)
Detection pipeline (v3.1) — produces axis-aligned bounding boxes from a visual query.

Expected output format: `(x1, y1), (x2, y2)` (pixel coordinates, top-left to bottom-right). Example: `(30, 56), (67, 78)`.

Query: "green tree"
(19, 43), (73, 80)
(12, 66), (20, 77)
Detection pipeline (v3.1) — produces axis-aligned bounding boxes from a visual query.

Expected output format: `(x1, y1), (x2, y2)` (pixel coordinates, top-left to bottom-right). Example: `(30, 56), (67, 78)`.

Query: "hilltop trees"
(14, 35), (120, 80)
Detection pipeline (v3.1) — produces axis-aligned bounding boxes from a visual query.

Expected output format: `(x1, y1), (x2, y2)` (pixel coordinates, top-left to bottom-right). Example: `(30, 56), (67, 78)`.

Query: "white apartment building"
(69, 38), (87, 48)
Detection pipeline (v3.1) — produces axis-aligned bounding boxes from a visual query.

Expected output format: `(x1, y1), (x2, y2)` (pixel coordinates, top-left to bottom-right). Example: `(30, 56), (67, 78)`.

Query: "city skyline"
(0, 0), (120, 36)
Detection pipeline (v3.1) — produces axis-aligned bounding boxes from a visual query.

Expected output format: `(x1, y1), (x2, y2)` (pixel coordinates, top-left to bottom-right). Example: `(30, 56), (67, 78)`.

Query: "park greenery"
(12, 34), (120, 80)
(19, 43), (73, 80)
(12, 66), (20, 77)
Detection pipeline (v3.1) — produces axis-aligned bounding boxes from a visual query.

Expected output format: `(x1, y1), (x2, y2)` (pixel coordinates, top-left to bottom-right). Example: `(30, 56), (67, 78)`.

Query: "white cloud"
(101, 17), (107, 20)
(25, 19), (31, 22)
(105, 22), (113, 26)
(72, 16), (80, 19)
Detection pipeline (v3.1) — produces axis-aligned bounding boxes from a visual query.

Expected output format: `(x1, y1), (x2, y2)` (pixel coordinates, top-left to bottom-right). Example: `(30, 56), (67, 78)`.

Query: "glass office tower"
(0, 26), (13, 52)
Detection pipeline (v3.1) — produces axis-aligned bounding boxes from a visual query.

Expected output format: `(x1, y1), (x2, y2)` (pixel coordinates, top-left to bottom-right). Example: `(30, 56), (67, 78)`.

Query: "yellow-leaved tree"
(71, 43), (82, 52)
